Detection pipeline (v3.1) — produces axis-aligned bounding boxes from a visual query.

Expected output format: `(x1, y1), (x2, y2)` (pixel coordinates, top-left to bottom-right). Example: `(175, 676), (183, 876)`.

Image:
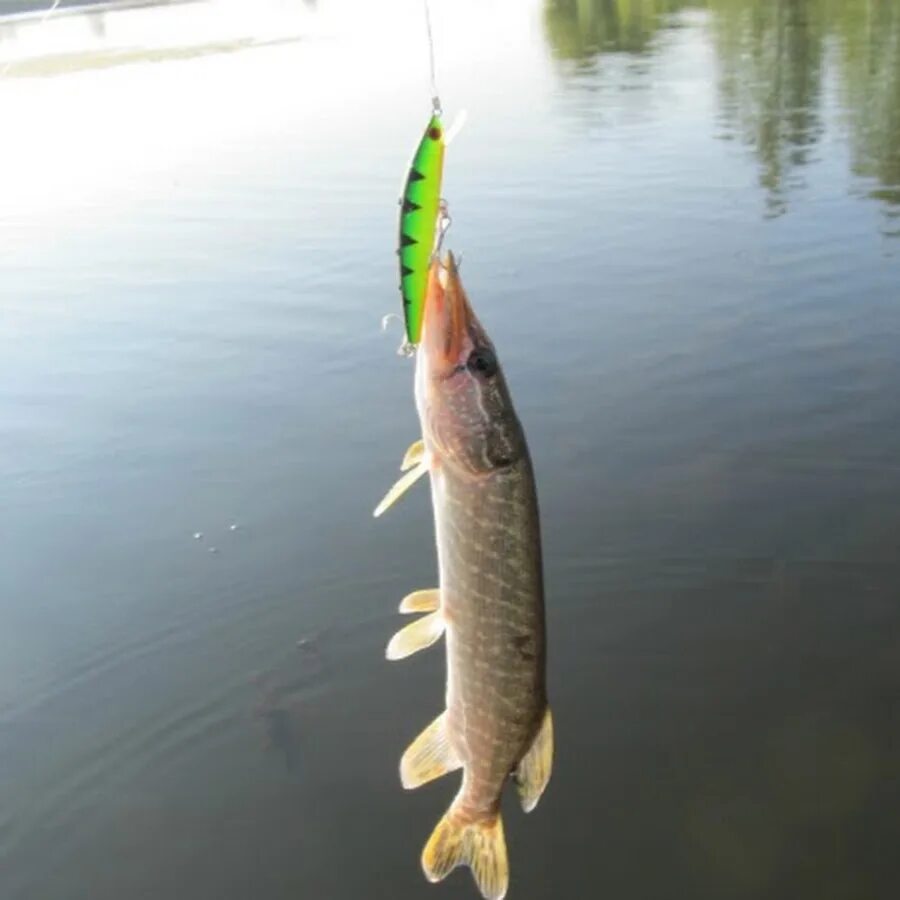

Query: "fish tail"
(421, 801), (508, 900)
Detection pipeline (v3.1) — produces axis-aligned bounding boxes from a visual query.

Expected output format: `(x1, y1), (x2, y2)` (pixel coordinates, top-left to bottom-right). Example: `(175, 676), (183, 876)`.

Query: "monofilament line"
(423, 0), (441, 114)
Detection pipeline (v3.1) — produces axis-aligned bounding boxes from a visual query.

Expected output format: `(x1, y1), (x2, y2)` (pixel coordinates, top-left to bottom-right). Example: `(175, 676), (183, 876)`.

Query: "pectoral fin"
(399, 588), (440, 614)
(373, 460), (428, 517)
(386, 611), (444, 660)
(401, 710), (460, 789)
(514, 706), (553, 813)
(401, 439), (426, 471)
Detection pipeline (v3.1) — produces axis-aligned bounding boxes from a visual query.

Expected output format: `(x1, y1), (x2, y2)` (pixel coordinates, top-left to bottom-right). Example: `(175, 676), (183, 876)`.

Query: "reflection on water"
(251, 636), (325, 776)
(543, 0), (694, 57)
(711, 0), (826, 218)
(543, 0), (900, 228)
(835, 1), (900, 220)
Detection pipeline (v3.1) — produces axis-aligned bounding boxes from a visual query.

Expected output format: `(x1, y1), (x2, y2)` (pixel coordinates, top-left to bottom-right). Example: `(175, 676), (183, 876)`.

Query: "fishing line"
(37, 0), (62, 25)
(422, 1), (467, 143)
(423, 0), (441, 114)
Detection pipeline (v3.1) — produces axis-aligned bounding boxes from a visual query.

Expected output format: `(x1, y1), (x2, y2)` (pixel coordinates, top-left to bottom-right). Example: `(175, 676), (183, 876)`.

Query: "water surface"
(2, 1), (900, 898)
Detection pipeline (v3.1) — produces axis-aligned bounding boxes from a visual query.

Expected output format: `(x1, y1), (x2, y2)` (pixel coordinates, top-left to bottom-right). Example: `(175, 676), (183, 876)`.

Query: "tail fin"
(421, 805), (508, 900)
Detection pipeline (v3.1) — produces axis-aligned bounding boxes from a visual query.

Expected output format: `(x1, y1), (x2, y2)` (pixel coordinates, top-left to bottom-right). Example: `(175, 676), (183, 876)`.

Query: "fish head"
(415, 252), (526, 476)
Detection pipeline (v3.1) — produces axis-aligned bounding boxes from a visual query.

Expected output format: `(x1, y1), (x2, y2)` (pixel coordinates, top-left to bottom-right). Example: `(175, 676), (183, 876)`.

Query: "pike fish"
(375, 253), (552, 900)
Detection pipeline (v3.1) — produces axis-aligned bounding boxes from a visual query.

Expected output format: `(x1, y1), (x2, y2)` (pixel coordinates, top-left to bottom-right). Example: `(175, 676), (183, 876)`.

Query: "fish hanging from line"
(376, 253), (552, 900)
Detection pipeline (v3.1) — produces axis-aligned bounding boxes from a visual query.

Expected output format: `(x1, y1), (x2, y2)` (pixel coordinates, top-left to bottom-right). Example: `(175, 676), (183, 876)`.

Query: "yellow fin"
(386, 611), (444, 661)
(401, 439), (425, 471)
(422, 806), (508, 900)
(373, 461), (428, 517)
(514, 705), (553, 813)
(399, 588), (440, 614)
(400, 711), (460, 789)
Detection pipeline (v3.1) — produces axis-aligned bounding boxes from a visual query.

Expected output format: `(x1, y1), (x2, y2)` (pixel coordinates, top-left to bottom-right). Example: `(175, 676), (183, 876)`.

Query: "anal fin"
(386, 611), (444, 661)
(514, 706), (553, 813)
(401, 711), (460, 789)
(399, 588), (440, 614)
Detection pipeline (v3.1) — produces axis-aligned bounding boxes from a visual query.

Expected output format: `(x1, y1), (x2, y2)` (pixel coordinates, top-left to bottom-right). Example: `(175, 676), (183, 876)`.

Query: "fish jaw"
(422, 252), (476, 376)
(415, 253), (526, 478)
(414, 253), (478, 437)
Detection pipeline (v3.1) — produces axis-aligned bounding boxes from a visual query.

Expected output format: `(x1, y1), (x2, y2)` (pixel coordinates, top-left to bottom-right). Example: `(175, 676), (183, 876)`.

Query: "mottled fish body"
(376, 255), (552, 900)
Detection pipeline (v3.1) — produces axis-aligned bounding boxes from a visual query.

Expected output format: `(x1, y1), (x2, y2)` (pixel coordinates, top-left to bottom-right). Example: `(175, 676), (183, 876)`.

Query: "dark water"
(2, 0), (900, 897)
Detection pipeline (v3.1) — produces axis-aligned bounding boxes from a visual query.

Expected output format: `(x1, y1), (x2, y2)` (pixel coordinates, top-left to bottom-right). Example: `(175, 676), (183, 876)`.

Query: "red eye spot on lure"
(429, 126), (442, 141)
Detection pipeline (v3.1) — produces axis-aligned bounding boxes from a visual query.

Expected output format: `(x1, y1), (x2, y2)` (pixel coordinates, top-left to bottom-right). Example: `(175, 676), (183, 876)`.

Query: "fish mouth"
(422, 251), (472, 374)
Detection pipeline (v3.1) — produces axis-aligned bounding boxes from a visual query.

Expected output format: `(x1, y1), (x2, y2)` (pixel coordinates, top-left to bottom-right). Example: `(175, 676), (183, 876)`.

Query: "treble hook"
(433, 199), (452, 259)
(380, 311), (417, 357)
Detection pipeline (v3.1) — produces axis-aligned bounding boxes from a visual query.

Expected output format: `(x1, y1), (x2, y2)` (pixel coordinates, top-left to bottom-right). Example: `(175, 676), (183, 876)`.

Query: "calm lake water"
(2, 0), (900, 897)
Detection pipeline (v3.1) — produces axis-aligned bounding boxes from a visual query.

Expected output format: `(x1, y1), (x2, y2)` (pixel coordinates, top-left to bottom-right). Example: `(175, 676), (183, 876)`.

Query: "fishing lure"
(398, 113), (445, 345)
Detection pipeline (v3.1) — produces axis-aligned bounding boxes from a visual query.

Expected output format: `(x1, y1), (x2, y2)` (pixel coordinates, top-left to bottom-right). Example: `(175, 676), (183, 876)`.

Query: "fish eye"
(466, 347), (498, 378)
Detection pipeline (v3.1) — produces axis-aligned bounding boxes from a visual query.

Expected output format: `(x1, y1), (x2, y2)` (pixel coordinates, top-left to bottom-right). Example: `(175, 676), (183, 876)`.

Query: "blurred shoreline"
(0, 0), (313, 75)
(0, 0), (195, 22)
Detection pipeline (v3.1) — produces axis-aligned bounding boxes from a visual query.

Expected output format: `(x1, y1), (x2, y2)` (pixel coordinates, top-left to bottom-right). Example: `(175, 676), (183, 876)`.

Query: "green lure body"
(398, 114), (445, 345)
